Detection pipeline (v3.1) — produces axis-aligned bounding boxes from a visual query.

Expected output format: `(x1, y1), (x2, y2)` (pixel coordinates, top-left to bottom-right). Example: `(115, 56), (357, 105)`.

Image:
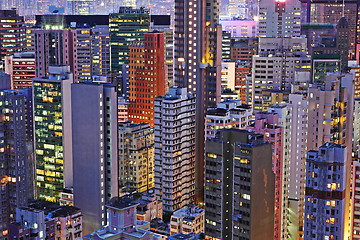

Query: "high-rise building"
(0, 90), (28, 240)
(33, 66), (73, 203)
(118, 122), (154, 195)
(351, 159), (360, 238)
(118, 97), (128, 123)
(76, 28), (92, 81)
(307, 72), (355, 239)
(4, 52), (36, 89)
(258, 0), (301, 38)
(280, 93), (308, 239)
(91, 25), (110, 77)
(204, 129), (275, 239)
(109, 7), (150, 75)
(174, 0), (222, 203)
(252, 37), (311, 111)
(0, 10), (26, 68)
(246, 112), (284, 239)
(27, 29), (78, 82)
(67, 0), (94, 15)
(230, 38), (258, 64)
(71, 82), (118, 234)
(154, 88), (196, 212)
(128, 32), (166, 127)
(221, 62), (236, 92)
(205, 100), (252, 139)
(304, 143), (347, 239)
(235, 62), (251, 104)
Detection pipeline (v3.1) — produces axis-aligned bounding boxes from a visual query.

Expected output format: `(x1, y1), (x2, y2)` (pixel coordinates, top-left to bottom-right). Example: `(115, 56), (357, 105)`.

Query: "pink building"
(246, 112), (283, 240)
(27, 29), (78, 82)
(83, 197), (156, 240)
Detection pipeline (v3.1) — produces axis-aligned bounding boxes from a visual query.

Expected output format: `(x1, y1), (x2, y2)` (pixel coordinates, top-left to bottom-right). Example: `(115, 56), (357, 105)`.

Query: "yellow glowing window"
(326, 201), (330, 206)
(207, 153), (217, 158)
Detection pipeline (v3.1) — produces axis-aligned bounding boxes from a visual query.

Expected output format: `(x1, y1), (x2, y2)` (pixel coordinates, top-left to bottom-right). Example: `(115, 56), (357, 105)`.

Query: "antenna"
(342, 0), (345, 17)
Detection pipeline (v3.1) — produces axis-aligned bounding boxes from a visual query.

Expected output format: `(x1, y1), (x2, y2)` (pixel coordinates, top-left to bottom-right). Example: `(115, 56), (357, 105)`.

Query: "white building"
(258, 0), (301, 38)
(205, 99), (252, 139)
(287, 93), (308, 239)
(170, 205), (204, 235)
(154, 88), (196, 212)
(221, 62), (236, 91)
(252, 37), (311, 111)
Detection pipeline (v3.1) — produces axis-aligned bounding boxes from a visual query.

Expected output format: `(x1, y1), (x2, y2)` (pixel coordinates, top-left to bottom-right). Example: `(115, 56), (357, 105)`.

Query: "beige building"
(170, 205), (204, 236)
(118, 122), (154, 195)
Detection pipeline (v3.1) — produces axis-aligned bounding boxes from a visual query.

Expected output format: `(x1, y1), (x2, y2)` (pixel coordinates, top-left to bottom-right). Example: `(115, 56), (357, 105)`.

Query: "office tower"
(33, 66), (73, 203)
(128, 32), (166, 127)
(221, 62), (236, 91)
(235, 62), (251, 104)
(307, 72), (354, 239)
(258, 0), (301, 38)
(305, 0), (357, 60)
(174, 0), (222, 202)
(71, 82), (118, 234)
(351, 159), (360, 238)
(118, 122), (154, 195)
(205, 99), (252, 139)
(154, 88), (196, 212)
(204, 129), (274, 239)
(0, 90), (28, 240)
(304, 143), (347, 239)
(246, 112), (284, 239)
(169, 205), (204, 235)
(230, 38), (258, 64)
(285, 93), (308, 239)
(220, 18), (258, 38)
(109, 7), (150, 75)
(4, 52), (36, 89)
(150, 17), (174, 88)
(222, 31), (231, 61)
(0, 10), (26, 66)
(252, 37), (311, 111)
(92, 25), (110, 77)
(76, 28), (92, 81)
(28, 29), (78, 82)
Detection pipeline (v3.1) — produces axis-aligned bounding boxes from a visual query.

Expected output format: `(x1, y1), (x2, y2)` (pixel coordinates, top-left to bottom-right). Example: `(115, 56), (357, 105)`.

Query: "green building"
(33, 66), (73, 203)
(109, 7), (150, 75)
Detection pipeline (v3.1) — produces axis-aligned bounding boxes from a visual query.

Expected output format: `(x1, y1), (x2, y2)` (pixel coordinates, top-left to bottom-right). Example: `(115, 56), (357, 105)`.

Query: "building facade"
(154, 88), (196, 212)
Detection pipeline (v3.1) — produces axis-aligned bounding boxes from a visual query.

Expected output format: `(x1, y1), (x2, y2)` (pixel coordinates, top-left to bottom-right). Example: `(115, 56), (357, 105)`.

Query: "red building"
(5, 52), (35, 89)
(246, 112), (284, 240)
(235, 63), (250, 104)
(128, 32), (166, 127)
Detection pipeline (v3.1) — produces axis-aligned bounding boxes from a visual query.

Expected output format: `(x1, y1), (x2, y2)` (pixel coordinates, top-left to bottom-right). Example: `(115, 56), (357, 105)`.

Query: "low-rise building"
(170, 205), (204, 235)
(83, 196), (157, 240)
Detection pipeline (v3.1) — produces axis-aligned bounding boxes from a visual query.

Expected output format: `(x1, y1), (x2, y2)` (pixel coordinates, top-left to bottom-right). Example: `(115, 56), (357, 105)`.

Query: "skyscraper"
(0, 90), (28, 240)
(33, 66), (73, 203)
(0, 10), (25, 68)
(4, 52), (36, 89)
(204, 129), (275, 239)
(109, 7), (150, 75)
(174, 0), (222, 203)
(71, 81), (118, 234)
(258, 0), (301, 38)
(128, 32), (166, 127)
(28, 29), (78, 82)
(246, 112), (284, 239)
(154, 88), (196, 212)
(304, 143), (347, 239)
